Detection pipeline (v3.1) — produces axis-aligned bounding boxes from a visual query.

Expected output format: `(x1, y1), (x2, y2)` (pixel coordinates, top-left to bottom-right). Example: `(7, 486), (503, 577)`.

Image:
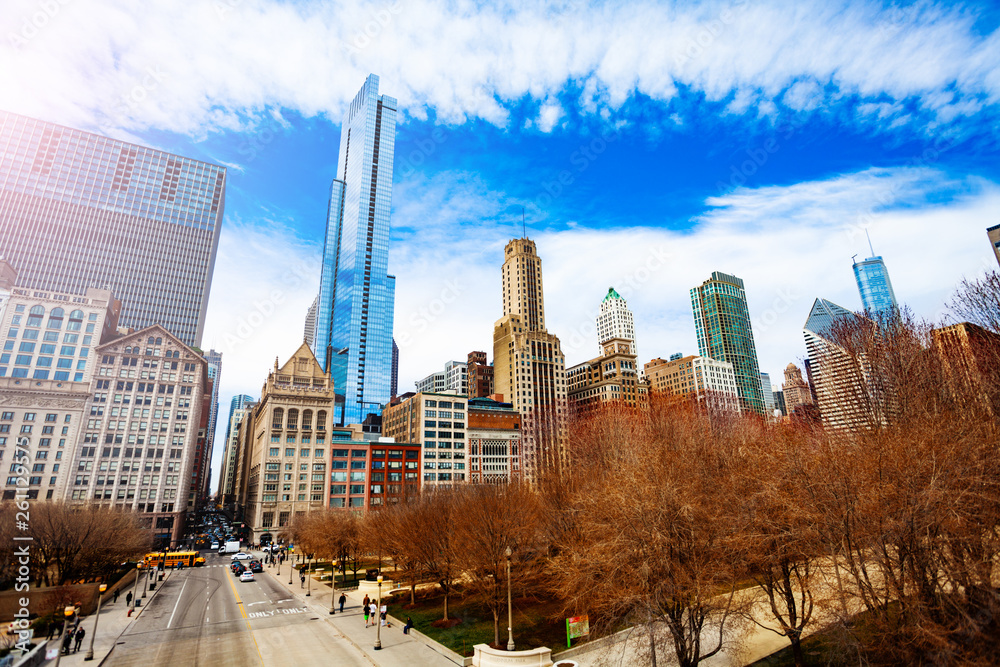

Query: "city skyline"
(3, 1), (999, 491)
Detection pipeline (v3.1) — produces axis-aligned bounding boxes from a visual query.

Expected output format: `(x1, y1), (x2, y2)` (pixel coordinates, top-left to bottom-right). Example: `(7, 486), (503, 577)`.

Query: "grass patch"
(386, 590), (570, 657)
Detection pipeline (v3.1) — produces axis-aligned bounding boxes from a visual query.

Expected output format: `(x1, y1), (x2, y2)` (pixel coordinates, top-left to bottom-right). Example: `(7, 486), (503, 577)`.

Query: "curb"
(96, 568), (174, 666)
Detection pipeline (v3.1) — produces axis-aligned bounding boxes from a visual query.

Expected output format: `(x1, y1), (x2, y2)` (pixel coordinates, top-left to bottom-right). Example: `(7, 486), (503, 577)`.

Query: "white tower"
(597, 287), (636, 353)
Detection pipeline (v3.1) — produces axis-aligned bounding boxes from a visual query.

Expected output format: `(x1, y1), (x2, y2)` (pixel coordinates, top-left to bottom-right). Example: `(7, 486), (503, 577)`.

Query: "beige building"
(238, 342), (335, 543)
(782, 363), (814, 414)
(67, 325), (207, 547)
(218, 399), (253, 509)
(467, 396), (521, 484)
(0, 266), (120, 502)
(644, 354), (740, 412)
(382, 390), (468, 486)
(492, 238), (567, 480)
(567, 338), (645, 414)
(989, 224), (1000, 268)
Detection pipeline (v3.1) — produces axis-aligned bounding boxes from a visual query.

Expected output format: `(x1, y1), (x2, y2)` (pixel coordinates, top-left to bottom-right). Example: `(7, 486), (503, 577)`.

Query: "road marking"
(167, 579), (188, 629)
(247, 601), (267, 607)
(224, 562), (265, 666)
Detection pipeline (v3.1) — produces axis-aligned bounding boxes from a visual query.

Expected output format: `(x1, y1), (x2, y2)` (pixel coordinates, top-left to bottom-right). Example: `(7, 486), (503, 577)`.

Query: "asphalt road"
(106, 554), (370, 667)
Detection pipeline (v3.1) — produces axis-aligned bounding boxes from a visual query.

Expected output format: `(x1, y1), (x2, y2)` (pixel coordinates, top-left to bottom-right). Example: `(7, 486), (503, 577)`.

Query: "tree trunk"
(442, 584), (450, 621)
(790, 632), (806, 667)
(493, 608), (500, 647)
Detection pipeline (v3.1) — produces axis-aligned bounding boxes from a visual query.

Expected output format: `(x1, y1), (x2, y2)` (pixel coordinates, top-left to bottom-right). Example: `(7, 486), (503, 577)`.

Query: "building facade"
(989, 224), (1000, 268)
(467, 351), (494, 399)
(644, 354), (741, 412)
(782, 363), (814, 415)
(314, 75), (397, 427)
(492, 238), (567, 479)
(218, 394), (253, 508)
(0, 112), (226, 347)
(329, 439), (420, 511)
(467, 397), (521, 484)
(66, 325), (208, 547)
(382, 391), (468, 486)
(690, 271), (764, 414)
(0, 280), (120, 501)
(596, 287), (636, 362)
(416, 360), (467, 395)
(760, 372), (776, 415)
(853, 255), (897, 317)
(567, 338), (644, 414)
(239, 343), (335, 544)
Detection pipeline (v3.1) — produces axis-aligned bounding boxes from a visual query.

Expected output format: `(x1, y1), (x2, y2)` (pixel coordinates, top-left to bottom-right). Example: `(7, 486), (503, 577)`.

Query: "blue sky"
(3, 0), (999, 490)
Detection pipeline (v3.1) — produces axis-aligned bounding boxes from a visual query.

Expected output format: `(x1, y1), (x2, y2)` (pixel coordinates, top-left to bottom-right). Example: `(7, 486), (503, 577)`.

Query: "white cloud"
(1, 0), (997, 138)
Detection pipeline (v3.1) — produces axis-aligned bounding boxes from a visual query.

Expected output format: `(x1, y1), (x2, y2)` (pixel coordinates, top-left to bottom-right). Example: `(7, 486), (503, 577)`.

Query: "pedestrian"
(300, 572), (305, 588)
(113, 589), (120, 604)
(126, 591), (133, 607)
(61, 629), (72, 654)
(46, 622), (56, 640)
(404, 616), (413, 635)
(380, 605), (388, 628)
(73, 626), (85, 652)
(338, 593), (346, 614)
(370, 603), (378, 626)
(363, 604), (370, 627)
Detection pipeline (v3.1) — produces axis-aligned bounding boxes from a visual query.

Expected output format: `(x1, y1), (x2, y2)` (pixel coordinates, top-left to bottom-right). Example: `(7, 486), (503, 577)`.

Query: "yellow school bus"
(139, 551), (206, 568)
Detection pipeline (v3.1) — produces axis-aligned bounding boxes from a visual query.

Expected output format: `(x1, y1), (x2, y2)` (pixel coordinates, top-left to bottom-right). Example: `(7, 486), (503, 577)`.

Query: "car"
(249, 560), (263, 573)
(231, 562), (245, 575)
(231, 552), (252, 561)
(239, 571), (255, 582)
(210, 542), (219, 550)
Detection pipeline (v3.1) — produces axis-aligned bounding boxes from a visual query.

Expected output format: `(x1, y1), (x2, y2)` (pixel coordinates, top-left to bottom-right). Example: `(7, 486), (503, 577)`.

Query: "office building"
(596, 287), (637, 362)
(218, 394), (253, 508)
(467, 351), (494, 399)
(803, 298), (878, 432)
(66, 325), (208, 547)
(0, 112), (226, 347)
(567, 338), (644, 414)
(0, 277), (120, 501)
(644, 354), (741, 413)
(853, 255), (897, 318)
(200, 349), (222, 496)
(382, 391), (468, 486)
(492, 238), (567, 479)
(416, 360), (467, 395)
(782, 363), (814, 415)
(329, 439), (421, 510)
(760, 372), (776, 415)
(314, 75), (397, 427)
(931, 322), (1000, 415)
(989, 225), (1000, 268)
(467, 397), (521, 484)
(690, 271), (765, 414)
(304, 296), (318, 349)
(238, 342), (334, 543)
(773, 389), (786, 416)
(391, 338), (399, 398)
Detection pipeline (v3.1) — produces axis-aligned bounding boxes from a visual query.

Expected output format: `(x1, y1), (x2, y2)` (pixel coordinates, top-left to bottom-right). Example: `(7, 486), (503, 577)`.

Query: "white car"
(239, 571), (255, 582)
(231, 552), (252, 561)
(210, 542), (219, 550)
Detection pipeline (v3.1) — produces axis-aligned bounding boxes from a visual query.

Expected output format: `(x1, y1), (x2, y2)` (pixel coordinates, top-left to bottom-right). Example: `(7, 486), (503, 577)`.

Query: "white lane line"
(167, 579), (188, 629)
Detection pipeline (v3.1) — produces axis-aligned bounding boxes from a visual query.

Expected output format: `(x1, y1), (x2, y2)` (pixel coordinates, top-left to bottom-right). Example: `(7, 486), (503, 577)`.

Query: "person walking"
(370, 602), (378, 627)
(61, 629), (73, 654)
(338, 593), (346, 614)
(380, 605), (388, 628)
(113, 589), (120, 604)
(126, 591), (133, 608)
(363, 604), (370, 627)
(73, 626), (85, 652)
(300, 571), (306, 588)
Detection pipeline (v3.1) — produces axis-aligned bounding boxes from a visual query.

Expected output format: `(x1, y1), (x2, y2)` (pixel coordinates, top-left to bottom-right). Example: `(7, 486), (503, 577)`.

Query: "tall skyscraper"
(314, 74), (397, 426)
(597, 287), (636, 358)
(304, 295), (318, 348)
(853, 254), (897, 317)
(218, 393), (253, 506)
(203, 349), (222, 490)
(760, 372), (775, 415)
(989, 224), (1000, 268)
(391, 337), (399, 398)
(690, 271), (765, 414)
(0, 112), (226, 347)
(493, 238), (567, 478)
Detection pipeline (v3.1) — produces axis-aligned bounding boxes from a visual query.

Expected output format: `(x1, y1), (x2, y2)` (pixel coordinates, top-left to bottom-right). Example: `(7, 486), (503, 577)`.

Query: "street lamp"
(52, 605), (75, 667)
(506, 546), (515, 651)
(306, 554), (312, 597)
(288, 553), (294, 586)
(374, 575), (384, 651)
(84, 584), (107, 661)
(130, 562), (142, 614)
(329, 560), (338, 615)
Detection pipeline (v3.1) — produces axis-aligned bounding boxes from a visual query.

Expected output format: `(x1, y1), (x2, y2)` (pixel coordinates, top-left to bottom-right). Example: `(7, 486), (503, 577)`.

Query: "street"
(105, 554), (370, 666)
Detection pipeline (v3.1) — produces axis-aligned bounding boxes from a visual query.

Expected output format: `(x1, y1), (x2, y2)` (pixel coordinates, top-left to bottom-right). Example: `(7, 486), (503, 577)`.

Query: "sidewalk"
(43, 568), (175, 666)
(257, 554), (463, 667)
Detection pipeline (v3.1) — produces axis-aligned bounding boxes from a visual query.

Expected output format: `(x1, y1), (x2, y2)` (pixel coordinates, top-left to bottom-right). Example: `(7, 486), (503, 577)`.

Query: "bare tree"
(949, 270), (1000, 334)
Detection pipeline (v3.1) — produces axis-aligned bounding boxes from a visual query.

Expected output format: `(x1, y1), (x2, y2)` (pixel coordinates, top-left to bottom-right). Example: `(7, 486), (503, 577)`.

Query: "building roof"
(603, 287), (623, 303)
(803, 298), (856, 340)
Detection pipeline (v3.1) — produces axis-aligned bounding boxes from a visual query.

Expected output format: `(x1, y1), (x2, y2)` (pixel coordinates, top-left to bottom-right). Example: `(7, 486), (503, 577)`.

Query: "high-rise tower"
(0, 112), (226, 347)
(597, 287), (636, 357)
(988, 224), (1000, 268)
(853, 256), (897, 317)
(314, 75), (397, 426)
(690, 271), (765, 414)
(493, 238), (567, 479)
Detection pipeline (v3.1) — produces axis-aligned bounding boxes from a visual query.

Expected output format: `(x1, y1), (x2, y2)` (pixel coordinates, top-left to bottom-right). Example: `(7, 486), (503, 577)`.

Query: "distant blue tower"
(314, 75), (397, 426)
(853, 234), (897, 317)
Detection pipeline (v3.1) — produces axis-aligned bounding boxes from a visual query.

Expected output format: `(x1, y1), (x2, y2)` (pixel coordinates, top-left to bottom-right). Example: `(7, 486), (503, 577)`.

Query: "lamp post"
(306, 555), (312, 597)
(506, 546), (515, 651)
(329, 560), (338, 615)
(83, 584), (107, 661)
(374, 575), (384, 650)
(52, 605), (75, 667)
(288, 554), (294, 586)
(130, 563), (142, 613)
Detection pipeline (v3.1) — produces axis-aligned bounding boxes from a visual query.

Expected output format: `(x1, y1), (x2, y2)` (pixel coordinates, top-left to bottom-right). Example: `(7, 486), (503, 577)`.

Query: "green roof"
(603, 287), (622, 302)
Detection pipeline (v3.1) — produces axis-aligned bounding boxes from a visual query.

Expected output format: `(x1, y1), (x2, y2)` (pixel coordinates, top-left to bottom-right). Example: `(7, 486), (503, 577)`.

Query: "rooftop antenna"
(851, 254), (858, 264)
(521, 207), (526, 238)
(865, 229), (875, 257)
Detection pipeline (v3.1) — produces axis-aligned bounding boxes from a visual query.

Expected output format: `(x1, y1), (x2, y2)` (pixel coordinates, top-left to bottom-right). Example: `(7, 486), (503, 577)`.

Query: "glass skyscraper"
(691, 271), (765, 414)
(315, 75), (397, 426)
(0, 112), (225, 347)
(853, 255), (897, 317)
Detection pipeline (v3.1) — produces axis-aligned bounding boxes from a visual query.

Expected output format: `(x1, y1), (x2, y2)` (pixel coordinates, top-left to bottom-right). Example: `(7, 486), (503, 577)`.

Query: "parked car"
(239, 571), (255, 582)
